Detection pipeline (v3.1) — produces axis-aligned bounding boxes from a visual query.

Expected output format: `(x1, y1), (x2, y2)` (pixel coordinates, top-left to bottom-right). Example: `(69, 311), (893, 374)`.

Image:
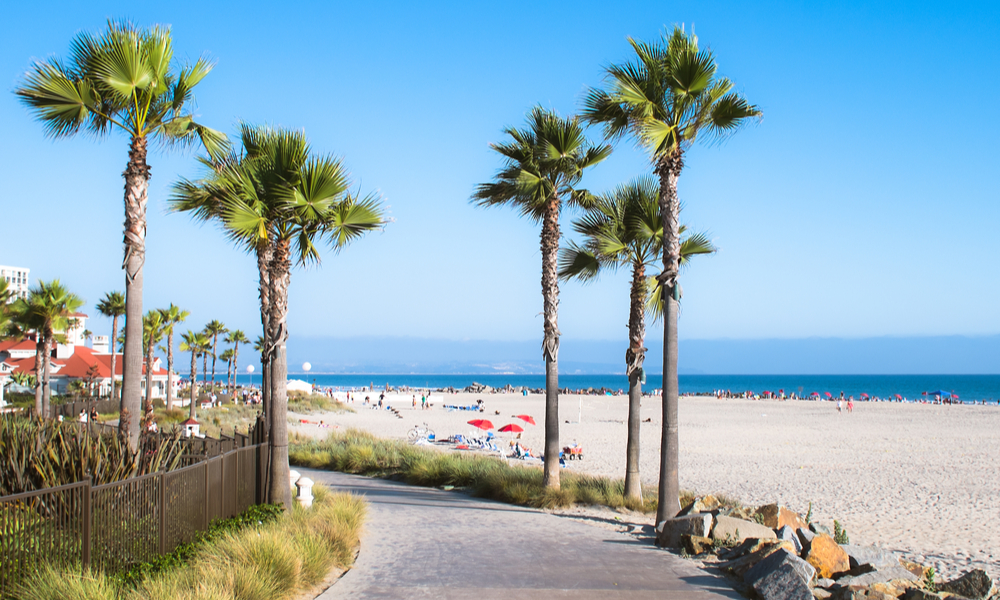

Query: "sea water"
(221, 373), (1000, 403)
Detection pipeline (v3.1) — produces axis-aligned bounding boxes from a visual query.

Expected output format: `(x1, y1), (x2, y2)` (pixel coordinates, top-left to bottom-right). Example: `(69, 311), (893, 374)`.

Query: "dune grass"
(290, 428), (662, 512)
(287, 392), (353, 415)
(16, 485), (366, 600)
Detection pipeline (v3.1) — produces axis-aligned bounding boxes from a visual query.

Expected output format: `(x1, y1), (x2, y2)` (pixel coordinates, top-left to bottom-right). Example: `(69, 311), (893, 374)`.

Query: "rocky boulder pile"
(655, 499), (998, 600)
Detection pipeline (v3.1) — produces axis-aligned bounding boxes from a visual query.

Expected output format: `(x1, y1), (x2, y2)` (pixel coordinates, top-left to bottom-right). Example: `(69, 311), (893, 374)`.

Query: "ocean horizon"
(209, 373), (1000, 403)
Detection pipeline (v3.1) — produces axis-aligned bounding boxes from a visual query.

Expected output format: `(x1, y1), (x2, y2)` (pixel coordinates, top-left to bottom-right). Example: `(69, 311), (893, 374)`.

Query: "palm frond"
(558, 241), (603, 282)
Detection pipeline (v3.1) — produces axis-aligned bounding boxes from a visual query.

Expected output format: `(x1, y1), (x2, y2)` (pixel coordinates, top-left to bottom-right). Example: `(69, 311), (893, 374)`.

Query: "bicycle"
(407, 423), (435, 442)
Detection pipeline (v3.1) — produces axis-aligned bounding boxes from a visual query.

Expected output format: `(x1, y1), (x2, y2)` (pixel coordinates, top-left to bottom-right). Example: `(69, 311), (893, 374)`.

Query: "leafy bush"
(290, 429), (656, 512)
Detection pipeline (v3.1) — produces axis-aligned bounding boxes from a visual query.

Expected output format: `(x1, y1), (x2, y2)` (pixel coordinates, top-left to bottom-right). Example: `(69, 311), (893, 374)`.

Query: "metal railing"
(0, 442), (269, 596)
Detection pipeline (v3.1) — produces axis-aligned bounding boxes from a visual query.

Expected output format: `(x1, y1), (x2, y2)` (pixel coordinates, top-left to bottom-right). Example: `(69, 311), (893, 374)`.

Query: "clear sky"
(2, 1), (999, 365)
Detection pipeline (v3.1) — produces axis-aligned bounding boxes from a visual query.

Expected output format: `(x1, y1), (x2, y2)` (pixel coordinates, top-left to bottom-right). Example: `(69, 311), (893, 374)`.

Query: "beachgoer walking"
(412, 395), (417, 409)
(837, 400), (843, 414)
(847, 398), (854, 413)
(421, 395), (427, 410)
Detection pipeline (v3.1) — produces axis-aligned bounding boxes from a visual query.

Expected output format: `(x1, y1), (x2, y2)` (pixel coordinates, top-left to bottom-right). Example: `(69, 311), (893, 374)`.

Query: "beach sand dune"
(291, 392), (1000, 579)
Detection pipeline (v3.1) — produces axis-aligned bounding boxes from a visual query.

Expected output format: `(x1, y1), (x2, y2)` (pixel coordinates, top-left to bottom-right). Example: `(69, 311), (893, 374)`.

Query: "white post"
(295, 476), (314, 508)
(288, 469), (301, 490)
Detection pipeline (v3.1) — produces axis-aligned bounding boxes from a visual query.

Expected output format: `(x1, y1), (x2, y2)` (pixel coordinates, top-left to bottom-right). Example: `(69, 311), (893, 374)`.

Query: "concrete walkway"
(306, 469), (741, 600)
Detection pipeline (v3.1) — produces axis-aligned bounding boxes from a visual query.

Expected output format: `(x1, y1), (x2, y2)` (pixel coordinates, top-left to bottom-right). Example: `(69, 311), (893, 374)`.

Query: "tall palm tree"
(225, 330), (249, 394)
(583, 26), (760, 521)
(559, 176), (716, 500)
(96, 291), (125, 401)
(16, 21), (226, 449)
(142, 310), (165, 408)
(473, 107), (610, 490)
(179, 330), (209, 420)
(204, 320), (227, 392)
(157, 304), (189, 410)
(253, 335), (268, 411)
(171, 124), (387, 509)
(12, 280), (84, 416)
(219, 348), (235, 395)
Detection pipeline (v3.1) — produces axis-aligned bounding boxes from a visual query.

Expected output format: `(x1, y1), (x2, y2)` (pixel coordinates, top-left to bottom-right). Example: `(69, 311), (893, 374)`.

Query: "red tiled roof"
(0, 343), (169, 378)
(0, 339), (36, 352)
(66, 312), (89, 318)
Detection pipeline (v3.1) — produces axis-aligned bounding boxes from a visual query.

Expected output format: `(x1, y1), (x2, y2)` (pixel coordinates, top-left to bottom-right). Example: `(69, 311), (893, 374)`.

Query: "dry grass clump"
(16, 486), (366, 600)
(287, 393), (353, 415)
(290, 429), (658, 512)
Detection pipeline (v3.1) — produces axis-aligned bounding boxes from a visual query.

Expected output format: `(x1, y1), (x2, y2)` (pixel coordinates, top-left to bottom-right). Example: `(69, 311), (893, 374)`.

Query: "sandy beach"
(290, 391), (1000, 579)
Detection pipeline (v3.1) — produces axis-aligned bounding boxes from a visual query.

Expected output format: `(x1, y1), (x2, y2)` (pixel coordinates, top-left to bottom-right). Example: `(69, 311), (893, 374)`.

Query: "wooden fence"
(0, 442), (269, 597)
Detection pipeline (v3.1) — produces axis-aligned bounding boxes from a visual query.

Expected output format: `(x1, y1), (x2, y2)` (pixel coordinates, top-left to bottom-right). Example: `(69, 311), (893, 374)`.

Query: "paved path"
(306, 469), (741, 600)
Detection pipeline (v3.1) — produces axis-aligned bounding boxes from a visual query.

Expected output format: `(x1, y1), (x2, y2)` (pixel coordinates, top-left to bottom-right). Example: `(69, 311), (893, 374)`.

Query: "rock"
(798, 527), (817, 549)
(937, 569), (997, 600)
(778, 525), (804, 552)
(743, 548), (816, 587)
(681, 534), (713, 555)
(756, 503), (809, 530)
(813, 589), (832, 600)
(870, 580), (918, 597)
(810, 522), (832, 535)
(803, 534), (851, 579)
(719, 541), (796, 577)
(711, 515), (778, 543)
(840, 544), (901, 570)
(901, 590), (943, 600)
(745, 548), (816, 594)
(829, 590), (895, 600)
(656, 513), (712, 548)
(719, 537), (781, 561)
(678, 494), (721, 516)
(899, 559), (930, 579)
(834, 566), (918, 587)
(815, 579), (836, 589)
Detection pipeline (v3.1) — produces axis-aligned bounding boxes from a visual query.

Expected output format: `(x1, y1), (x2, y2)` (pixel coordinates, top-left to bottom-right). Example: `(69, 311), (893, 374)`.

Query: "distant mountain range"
(284, 334), (1000, 375)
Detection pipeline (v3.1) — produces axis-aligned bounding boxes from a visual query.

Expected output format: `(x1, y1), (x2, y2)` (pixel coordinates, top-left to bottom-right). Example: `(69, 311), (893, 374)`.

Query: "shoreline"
(289, 391), (1000, 581)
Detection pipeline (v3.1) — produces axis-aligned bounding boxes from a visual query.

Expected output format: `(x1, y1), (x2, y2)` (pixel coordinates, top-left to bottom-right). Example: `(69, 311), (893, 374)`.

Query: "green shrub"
(833, 519), (849, 544)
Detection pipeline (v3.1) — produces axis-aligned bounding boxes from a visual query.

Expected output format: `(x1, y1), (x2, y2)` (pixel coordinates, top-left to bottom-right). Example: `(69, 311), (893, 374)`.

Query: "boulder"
(681, 534), (713, 555)
(719, 537), (781, 561)
(937, 569), (997, 600)
(656, 513), (712, 548)
(810, 522), (832, 535)
(720, 541), (796, 577)
(829, 590), (895, 600)
(751, 562), (814, 600)
(798, 527), (817, 548)
(778, 525), (803, 553)
(899, 559), (930, 579)
(901, 590), (943, 600)
(870, 581), (918, 597)
(833, 566), (918, 587)
(813, 589), (833, 600)
(840, 544), (901, 570)
(803, 534), (851, 579)
(678, 494), (721, 516)
(745, 548), (816, 600)
(711, 515), (778, 543)
(756, 503), (809, 530)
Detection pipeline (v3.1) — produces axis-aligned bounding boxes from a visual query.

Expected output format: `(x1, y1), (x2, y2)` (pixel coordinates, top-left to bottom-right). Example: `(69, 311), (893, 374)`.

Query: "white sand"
(290, 391), (1000, 579)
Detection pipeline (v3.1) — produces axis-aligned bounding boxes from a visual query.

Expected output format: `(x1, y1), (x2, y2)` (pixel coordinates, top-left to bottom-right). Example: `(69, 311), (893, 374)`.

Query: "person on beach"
(847, 398), (854, 413)
(837, 399), (842, 413)
(412, 395), (417, 408)
(421, 395), (427, 410)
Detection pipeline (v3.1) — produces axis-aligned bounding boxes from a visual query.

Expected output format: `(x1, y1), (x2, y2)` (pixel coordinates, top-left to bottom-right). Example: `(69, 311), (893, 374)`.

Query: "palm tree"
(582, 26), (760, 521)
(219, 348), (235, 395)
(171, 124), (387, 509)
(473, 107), (611, 490)
(179, 330), (209, 420)
(142, 310), (165, 408)
(16, 21), (227, 449)
(96, 292), (125, 401)
(157, 304), (189, 410)
(225, 330), (249, 394)
(253, 335), (268, 412)
(12, 280), (84, 416)
(204, 320), (227, 392)
(559, 176), (716, 500)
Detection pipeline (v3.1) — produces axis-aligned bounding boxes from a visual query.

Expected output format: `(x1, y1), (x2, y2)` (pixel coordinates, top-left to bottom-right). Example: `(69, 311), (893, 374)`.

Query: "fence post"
(203, 460), (210, 530)
(82, 476), (92, 571)
(158, 471), (166, 555)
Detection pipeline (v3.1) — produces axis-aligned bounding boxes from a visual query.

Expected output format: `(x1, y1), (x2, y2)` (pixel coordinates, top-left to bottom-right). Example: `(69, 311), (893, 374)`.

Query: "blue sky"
(2, 1), (999, 370)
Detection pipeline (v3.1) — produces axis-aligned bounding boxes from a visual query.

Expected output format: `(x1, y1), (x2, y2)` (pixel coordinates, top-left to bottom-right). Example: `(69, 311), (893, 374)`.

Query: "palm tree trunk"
(233, 343), (240, 396)
(165, 331), (174, 410)
(144, 337), (154, 409)
(256, 244), (272, 430)
(211, 335), (218, 392)
(655, 151), (684, 525)
(33, 344), (43, 417)
(202, 352), (209, 396)
(120, 135), (150, 450)
(624, 262), (647, 501)
(267, 238), (292, 510)
(189, 352), (198, 420)
(540, 196), (561, 490)
(110, 314), (119, 402)
(41, 334), (53, 417)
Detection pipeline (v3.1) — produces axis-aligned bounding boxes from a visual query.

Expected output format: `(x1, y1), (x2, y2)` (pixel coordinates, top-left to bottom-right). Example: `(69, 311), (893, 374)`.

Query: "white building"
(0, 265), (29, 302)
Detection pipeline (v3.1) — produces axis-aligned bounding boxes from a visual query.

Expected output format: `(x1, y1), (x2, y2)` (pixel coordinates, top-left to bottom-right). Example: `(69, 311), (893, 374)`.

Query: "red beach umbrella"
(514, 414), (536, 425)
(824, 392), (833, 398)
(860, 393), (869, 399)
(468, 419), (494, 430)
(810, 392), (820, 397)
(498, 424), (524, 433)
(895, 394), (903, 400)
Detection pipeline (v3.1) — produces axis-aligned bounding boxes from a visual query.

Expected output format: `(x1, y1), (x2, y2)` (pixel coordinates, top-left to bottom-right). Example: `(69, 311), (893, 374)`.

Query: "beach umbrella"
(514, 414), (536, 426)
(895, 394), (902, 400)
(860, 393), (869, 399)
(810, 392), (820, 397)
(467, 419), (494, 430)
(498, 424), (524, 433)
(925, 390), (951, 397)
(824, 392), (833, 398)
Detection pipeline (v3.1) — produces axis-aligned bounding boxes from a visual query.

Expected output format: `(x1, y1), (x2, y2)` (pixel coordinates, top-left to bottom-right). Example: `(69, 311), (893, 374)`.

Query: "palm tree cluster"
(476, 25), (759, 519)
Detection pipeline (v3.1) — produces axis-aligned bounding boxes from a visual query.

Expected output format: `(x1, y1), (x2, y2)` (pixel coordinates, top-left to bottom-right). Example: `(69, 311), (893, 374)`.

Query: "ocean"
(215, 373), (1000, 403)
